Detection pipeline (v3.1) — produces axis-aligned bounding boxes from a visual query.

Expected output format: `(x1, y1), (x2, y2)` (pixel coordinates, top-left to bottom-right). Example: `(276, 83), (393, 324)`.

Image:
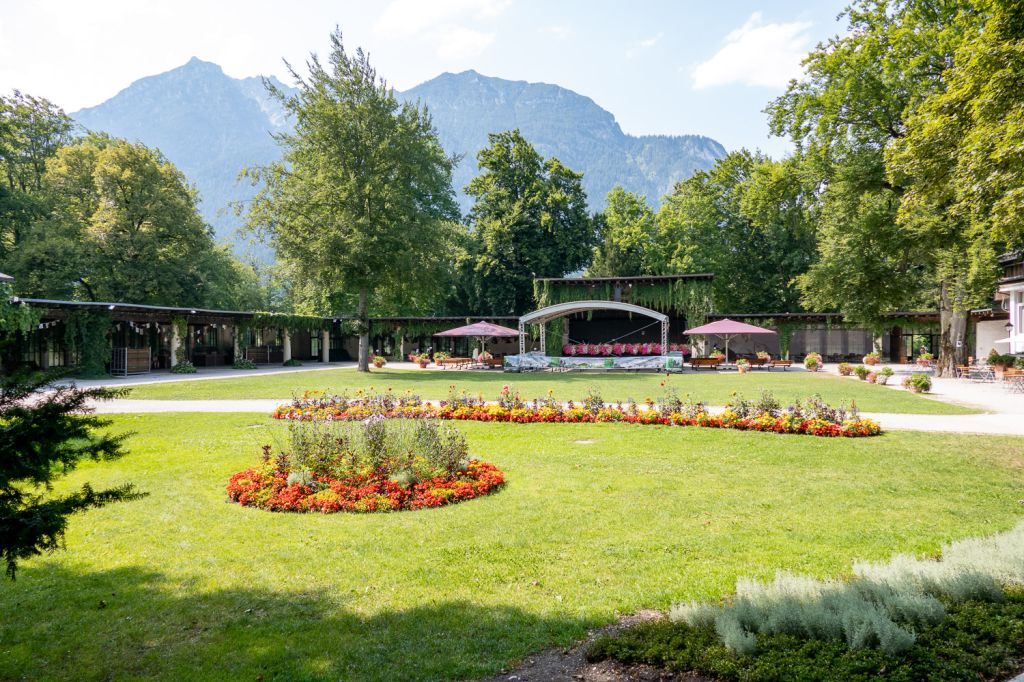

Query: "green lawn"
(122, 368), (976, 414)
(3, 413), (1021, 681)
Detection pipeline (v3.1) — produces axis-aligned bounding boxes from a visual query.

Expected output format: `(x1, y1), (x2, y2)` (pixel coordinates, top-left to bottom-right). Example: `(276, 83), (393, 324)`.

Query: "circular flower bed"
(228, 459), (504, 513)
(227, 417), (505, 514)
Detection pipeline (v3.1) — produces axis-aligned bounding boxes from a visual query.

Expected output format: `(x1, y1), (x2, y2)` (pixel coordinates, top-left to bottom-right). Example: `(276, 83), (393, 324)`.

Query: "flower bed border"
(272, 400), (882, 438)
(227, 459), (505, 514)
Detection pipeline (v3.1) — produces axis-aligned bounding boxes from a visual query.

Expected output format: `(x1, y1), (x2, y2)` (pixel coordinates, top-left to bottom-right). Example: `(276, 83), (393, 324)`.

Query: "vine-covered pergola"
(518, 301), (669, 355)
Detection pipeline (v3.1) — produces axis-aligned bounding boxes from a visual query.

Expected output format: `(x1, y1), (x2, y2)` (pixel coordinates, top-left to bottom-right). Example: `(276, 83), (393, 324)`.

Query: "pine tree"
(0, 371), (142, 578)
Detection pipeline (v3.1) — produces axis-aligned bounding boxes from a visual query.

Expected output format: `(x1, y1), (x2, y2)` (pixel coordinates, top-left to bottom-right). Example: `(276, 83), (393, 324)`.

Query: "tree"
(767, 0), (980, 372)
(655, 151), (816, 313)
(587, 187), (658, 277)
(0, 92), (72, 259)
(461, 129), (597, 315)
(0, 371), (141, 578)
(244, 30), (459, 371)
(887, 0), (1024, 371)
(4, 133), (262, 309)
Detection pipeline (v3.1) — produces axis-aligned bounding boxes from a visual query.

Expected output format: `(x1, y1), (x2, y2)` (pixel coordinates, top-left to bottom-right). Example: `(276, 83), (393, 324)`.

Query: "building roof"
(535, 273), (713, 285)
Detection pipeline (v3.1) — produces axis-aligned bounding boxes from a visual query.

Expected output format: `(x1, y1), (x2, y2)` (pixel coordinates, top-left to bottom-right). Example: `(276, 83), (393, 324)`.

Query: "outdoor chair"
(768, 359), (792, 370)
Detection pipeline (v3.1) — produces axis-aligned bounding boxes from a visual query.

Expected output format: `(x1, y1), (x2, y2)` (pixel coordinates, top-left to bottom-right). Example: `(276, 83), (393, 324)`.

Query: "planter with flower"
(866, 371), (877, 383)
(414, 353), (430, 369)
(756, 351), (770, 361)
(838, 362), (854, 376)
(804, 352), (822, 372)
(877, 366), (894, 385)
(988, 350), (1016, 379)
(371, 355), (386, 369)
(227, 416), (505, 514)
(710, 349), (726, 362)
(863, 351), (881, 366)
(902, 372), (932, 394)
(853, 365), (870, 381)
(916, 352), (934, 368)
(736, 358), (750, 374)
(433, 351), (450, 367)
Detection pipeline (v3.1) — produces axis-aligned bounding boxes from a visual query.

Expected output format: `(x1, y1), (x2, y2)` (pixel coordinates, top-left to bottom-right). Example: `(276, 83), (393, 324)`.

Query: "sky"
(0, 0), (850, 156)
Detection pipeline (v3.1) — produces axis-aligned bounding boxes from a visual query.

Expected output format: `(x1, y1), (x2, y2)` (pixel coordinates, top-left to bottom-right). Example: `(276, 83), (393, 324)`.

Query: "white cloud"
(538, 25), (573, 40)
(638, 32), (663, 48)
(691, 12), (812, 90)
(435, 26), (495, 59)
(374, 0), (511, 37)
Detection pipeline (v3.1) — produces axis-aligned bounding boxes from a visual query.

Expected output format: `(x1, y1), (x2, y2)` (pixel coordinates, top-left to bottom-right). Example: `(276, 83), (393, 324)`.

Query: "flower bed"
(227, 417), (505, 514)
(228, 458), (504, 513)
(562, 342), (690, 357)
(273, 388), (882, 438)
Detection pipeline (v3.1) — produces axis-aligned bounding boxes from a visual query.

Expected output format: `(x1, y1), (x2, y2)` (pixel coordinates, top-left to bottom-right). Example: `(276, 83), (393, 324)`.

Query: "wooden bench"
(745, 356), (769, 369)
(768, 359), (792, 370)
(690, 357), (723, 370)
(437, 357), (473, 369)
(480, 356), (504, 369)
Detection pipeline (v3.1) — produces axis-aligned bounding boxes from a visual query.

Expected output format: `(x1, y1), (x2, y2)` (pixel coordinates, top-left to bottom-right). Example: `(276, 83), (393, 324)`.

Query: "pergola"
(517, 300), (669, 355)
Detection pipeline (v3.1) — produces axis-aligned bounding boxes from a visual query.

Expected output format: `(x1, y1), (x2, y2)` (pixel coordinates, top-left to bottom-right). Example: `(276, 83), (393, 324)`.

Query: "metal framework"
(517, 300), (669, 355)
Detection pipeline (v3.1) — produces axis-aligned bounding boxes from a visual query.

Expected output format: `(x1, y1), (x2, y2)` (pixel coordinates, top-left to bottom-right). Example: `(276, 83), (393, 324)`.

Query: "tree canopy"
(244, 30), (460, 370)
(460, 129), (597, 315)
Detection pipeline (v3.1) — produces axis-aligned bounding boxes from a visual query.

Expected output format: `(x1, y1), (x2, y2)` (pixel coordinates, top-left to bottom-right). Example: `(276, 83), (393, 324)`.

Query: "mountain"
(401, 70), (724, 214)
(73, 59), (726, 252)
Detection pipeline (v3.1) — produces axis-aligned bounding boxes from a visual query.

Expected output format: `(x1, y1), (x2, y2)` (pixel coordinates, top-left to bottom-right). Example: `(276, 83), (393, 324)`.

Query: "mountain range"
(73, 57), (726, 252)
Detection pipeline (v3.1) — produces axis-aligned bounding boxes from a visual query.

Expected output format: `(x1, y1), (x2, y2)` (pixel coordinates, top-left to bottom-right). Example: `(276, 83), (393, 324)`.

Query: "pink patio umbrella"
(435, 321), (520, 355)
(683, 318), (776, 362)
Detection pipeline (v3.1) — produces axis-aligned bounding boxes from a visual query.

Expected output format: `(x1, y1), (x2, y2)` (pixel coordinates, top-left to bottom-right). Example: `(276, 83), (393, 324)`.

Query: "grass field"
(121, 368), (976, 415)
(3, 412), (1021, 681)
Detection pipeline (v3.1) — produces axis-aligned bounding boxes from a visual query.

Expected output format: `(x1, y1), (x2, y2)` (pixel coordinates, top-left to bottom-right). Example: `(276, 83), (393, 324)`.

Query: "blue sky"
(1, 0), (850, 156)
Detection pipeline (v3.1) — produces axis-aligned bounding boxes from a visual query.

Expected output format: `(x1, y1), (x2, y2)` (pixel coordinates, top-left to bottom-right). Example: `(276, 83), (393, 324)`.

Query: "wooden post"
(232, 326), (240, 361)
(321, 329), (330, 363)
(282, 329), (292, 363)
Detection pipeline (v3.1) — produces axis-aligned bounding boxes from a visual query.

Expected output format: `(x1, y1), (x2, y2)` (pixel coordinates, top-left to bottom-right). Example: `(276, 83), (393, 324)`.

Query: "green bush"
(233, 358), (258, 370)
(838, 363), (854, 376)
(588, 593), (1024, 682)
(283, 358), (303, 367)
(987, 349), (1016, 367)
(853, 365), (870, 380)
(902, 373), (931, 393)
(170, 361), (197, 374)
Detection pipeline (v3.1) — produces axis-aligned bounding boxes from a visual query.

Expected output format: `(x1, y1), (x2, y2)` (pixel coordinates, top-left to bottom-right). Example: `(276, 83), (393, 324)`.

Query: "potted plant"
(866, 371), (877, 383)
(710, 348), (726, 361)
(372, 354), (386, 369)
(433, 351), (450, 366)
(988, 349), (1014, 379)
(736, 358), (750, 374)
(756, 351), (770, 361)
(902, 372), (932, 393)
(414, 353), (430, 369)
(877, 366), (894, 385)
(863, 350), (881, 366)
(916, 351), (934, 368)
(838, 362), (854, 376)
(853, 365), (870, 380)
(804, 352), (822, 372)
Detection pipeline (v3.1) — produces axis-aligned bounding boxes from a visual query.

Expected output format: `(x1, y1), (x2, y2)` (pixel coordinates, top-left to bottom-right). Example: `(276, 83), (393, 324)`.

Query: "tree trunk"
(937, 280), (968, 377)
(357, 287), (370, 372)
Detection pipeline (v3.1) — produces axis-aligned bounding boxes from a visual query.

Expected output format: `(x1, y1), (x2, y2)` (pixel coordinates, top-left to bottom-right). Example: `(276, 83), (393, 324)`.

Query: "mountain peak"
(178, 56), (225, 75)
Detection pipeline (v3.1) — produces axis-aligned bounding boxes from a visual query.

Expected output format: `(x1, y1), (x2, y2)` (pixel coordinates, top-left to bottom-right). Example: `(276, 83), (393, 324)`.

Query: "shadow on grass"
(1, 564), (590, 681)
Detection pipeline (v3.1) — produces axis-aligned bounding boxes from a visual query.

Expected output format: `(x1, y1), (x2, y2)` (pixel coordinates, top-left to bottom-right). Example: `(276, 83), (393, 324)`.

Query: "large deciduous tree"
(768, 0), (988, 373)
(587, 187), (658, 277)
(655, 151), (815, 314)
(461, 129), (596, 315)
(245, 30), (460, 371)
(6, 134), (251, 307)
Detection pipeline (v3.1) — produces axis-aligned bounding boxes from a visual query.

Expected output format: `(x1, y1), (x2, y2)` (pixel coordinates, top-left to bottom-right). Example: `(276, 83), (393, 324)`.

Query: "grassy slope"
(122, 368), (975, 415)
(2, 413), (1021, 681)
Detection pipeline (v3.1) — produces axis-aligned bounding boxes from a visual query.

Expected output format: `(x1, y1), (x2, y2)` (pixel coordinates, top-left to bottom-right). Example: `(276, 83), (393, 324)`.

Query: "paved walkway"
(59, 361), (357, 389)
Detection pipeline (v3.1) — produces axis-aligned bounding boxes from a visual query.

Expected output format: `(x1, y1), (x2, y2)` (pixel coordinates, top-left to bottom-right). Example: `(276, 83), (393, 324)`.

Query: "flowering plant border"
(273, 390), (881, 438)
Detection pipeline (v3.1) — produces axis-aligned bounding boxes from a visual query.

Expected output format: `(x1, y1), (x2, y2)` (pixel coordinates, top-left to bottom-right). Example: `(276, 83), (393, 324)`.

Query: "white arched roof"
(519, 300), (669, 325)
